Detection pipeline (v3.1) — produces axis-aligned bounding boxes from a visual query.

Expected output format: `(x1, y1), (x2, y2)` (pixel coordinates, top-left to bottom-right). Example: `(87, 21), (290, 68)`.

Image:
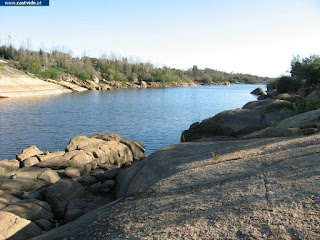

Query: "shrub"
(275, 76), (301, 93)
(293, 98), (320, 114)
(40, 68), (60, 80)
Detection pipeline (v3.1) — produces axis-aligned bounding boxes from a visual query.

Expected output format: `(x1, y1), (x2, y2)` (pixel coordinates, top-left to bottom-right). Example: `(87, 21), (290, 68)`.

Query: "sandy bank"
(0, 64), (88, 98)
(0, 76), (73, 98)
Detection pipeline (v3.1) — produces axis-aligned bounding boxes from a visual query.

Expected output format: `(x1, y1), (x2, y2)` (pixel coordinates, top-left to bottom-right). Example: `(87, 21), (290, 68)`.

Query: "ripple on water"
(0, 85), (264, 159)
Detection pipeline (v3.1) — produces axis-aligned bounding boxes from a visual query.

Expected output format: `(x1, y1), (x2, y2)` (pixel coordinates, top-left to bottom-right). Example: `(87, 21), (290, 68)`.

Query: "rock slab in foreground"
(0, 211), (42, 240)
(33, 134), (320, 239)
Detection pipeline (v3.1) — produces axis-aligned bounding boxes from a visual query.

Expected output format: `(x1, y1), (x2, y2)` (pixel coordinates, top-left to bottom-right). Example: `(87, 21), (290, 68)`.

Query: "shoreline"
(1, 63), (261, 99)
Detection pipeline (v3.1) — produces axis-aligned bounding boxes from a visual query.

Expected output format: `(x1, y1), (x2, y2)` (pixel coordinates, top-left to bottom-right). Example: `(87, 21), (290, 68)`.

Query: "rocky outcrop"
(181, 107), (268, 142)
(241, 109), (320, 139)
(35, 134), (144, 177)
(181, 96), (301, 142)
(0, 133), (145, 239)
(33, 133), (320, 239)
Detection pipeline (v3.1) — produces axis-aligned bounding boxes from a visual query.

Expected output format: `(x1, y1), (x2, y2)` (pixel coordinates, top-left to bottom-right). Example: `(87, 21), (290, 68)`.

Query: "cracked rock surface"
(34, 134), (320, 239)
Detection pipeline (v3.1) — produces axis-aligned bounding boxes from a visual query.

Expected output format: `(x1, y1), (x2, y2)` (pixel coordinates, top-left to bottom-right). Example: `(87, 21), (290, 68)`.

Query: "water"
(0, 85), (264, 159)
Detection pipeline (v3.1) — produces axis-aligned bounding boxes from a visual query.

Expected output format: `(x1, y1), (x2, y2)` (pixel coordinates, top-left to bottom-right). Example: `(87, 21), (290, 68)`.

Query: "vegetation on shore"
(276, 55), (320, 93)
(0, 44), (272, 84)
(275, 55), (320, 114)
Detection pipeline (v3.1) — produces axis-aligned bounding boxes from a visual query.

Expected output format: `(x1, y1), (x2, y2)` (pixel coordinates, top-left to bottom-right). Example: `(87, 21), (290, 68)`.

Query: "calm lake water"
(0, 85), (265, 159)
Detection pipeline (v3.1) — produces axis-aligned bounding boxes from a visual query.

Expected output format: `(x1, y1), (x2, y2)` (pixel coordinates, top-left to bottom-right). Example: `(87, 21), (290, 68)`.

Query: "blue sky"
(0, 0), (320, 77)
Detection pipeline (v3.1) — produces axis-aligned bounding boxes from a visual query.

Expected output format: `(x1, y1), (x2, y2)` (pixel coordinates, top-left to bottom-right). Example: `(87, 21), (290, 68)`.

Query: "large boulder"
(21, 156), (39, 167)
(182, 108), (267, 142)
(240, 127), (303, 139)
(37, 151), (65, 162)
(277, 108), (320, 129)
(0, 167), (60, 194)
(263, 110), (294, 127)
(182, 98), (297, 142)
(273, 93), (296, 101)
(0, 159), (20, 176)
(67, 150), (94, 167)
(250, 87), (265, 95)
(36, 134), (144, 171)
(65, 136), (105, 152)
(92, 75), (100, 84)
(241, 109), (320, 139)
(45, 179), (85, 219)
(36, 134), (146, 171)
(140, 80), (147, 88)
(65, 164), (92, 178)
(0, 211), (42, 240)
(36, 155), (69, 169)
(64, 209), (83, 223)
(101, 180), (115, 194)
(0, 190), (20, 209)
(307, 90), (320, 100)
(120, 139), (145, 160)
(2, 199), (54, 221)
(36, 150), (94, 170)
(242, 99), (293, 111)
(16, 145), (43, 162)
(99, 141), (134, 167)
(34, 219), (52, 231)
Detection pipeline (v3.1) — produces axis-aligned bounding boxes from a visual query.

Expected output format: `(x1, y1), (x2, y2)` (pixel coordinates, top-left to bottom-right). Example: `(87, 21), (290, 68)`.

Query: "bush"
(275, 76), (301, 93)
(40, 68), (60, 80)
(291, 55), (320, 87)
(293, 98), (320, 114)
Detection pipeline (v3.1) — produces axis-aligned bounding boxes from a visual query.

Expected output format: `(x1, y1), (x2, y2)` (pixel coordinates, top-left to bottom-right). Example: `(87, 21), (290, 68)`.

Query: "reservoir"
(0, 84), (264, 159)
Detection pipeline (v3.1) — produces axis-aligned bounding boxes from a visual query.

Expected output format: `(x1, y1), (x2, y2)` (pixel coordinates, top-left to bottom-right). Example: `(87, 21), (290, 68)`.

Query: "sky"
(0, 0), (320, 77)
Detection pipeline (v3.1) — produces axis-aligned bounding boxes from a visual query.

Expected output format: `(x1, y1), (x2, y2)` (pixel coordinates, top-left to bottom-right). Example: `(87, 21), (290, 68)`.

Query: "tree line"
(0, 44), (271, 84)
(275, 55), (320, 93)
